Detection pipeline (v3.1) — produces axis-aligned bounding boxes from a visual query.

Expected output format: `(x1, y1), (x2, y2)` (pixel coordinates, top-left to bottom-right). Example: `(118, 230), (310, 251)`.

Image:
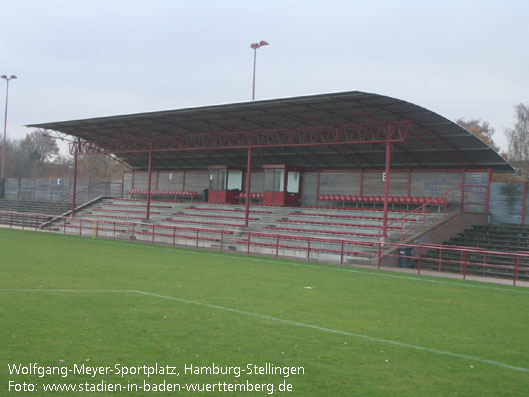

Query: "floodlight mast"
(250, 40), (269, 101)
(1, 74), (17, 179)
(247, 40), (269, 226)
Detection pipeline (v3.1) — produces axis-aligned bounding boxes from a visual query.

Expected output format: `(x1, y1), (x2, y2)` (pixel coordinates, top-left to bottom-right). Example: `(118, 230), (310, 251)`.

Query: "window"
(287, 171), (300, 193)
(209, 170), (226, 190)
(227, 170), (242, 190)
(264, 169), (284, 192)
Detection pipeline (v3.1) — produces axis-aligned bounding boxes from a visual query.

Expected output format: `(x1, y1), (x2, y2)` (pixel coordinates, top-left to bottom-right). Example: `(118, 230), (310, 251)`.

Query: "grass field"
(1, 227), (529, 396)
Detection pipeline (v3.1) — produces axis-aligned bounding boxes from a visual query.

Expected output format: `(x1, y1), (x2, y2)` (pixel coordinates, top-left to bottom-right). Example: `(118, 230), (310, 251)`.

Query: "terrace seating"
(318, 194), (446, 208)
(172, 212), (259, 221)
(163, 218), (244, 228)
(0, 199), (72, 216)
(289, 211), (418, 223)
(128, 189), (197, 200)
(419, 224), (529, 279)
(264, 225), (380, 239)
(238, 192), (264, 203)
(276, 218), (402, 231)
(83, 211), (145, 221)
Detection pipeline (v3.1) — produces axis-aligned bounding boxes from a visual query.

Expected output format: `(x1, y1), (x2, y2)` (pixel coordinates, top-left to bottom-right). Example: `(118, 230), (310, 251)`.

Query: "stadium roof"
(29, 91), (513, 172)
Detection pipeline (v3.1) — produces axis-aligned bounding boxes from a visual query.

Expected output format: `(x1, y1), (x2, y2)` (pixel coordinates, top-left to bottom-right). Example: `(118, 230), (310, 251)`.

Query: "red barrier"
(1, 210), (527, 285)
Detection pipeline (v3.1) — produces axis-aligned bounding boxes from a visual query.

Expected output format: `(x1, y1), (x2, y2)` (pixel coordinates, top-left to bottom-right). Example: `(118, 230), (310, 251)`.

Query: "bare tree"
(77, 154), (127, 179)
(3, 130), (60, 177)
(505, 103), (529, 161)
(457, 118), (500, 152)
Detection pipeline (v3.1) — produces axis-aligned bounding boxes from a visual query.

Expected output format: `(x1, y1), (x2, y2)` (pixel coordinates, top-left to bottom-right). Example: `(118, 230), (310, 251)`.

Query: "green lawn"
(1, 228), (529, 396)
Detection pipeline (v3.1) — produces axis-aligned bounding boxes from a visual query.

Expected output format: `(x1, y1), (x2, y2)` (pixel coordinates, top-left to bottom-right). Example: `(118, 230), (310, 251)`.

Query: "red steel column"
(146, 151), (153, 221)
(316, 170), (320, 206)
(71, 152), (78, 217)
(485, 168), (492, 213)
(244, 147), (252, 227)
(407, 168), (412, 197)
(522, 181), (527, 226)
(460, 169), (466, 210)
(382, 142), (392, 238)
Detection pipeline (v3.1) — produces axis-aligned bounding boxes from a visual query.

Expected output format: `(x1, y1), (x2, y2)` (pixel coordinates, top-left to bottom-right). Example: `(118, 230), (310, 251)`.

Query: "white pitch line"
(1, 287), (528, 373)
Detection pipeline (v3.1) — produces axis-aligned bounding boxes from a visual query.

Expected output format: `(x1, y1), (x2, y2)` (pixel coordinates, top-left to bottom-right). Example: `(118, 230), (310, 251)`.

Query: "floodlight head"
(250, 41), (270, 50)
(0, 75), (6, 80)
(10, 75), (17, 80)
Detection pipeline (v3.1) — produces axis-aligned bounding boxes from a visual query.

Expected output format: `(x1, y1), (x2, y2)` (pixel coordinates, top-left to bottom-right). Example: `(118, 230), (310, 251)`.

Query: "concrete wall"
(123, 169), (488, 208)
(3, 177), (121, 202)
(489, 181), (528, 225)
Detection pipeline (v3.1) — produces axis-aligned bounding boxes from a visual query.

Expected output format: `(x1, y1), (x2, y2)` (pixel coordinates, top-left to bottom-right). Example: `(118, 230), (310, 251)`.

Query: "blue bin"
(398, 247), (413, 268)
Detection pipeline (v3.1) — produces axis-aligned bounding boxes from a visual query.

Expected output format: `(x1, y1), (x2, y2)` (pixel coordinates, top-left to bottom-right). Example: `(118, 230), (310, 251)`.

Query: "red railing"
(385, 184), (488, 242)
(1, 209), (526, 286)
(41, 181), (123, 215)
(377, 241), (529, 286)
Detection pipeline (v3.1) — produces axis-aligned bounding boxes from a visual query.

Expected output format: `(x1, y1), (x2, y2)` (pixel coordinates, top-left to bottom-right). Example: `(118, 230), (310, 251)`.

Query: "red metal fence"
(1, 209), (526, 286)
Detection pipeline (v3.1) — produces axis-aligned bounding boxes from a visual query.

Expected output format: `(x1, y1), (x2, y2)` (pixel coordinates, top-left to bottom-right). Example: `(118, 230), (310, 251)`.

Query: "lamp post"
(250, 41), (269, 100)
(1, 74), (17, 178)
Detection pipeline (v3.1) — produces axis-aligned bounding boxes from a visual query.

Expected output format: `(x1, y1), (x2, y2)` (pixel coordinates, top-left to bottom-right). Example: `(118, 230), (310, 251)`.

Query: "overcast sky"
(1, 0), (528, 154)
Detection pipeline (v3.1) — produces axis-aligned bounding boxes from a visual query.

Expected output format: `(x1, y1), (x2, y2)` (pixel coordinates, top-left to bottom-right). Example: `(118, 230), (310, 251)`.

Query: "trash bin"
(202, 189), (209, 202)
(398, 247), (413, 268)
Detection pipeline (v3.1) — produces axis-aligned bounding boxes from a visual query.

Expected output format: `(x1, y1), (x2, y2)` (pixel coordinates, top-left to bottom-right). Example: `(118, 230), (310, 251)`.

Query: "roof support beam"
(70, 121), (412, 155)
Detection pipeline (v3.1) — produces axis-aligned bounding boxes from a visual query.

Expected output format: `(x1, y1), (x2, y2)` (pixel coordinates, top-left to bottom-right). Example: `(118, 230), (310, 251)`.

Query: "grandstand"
(2, 91), (525, 283)
(419, 224), (529, 279)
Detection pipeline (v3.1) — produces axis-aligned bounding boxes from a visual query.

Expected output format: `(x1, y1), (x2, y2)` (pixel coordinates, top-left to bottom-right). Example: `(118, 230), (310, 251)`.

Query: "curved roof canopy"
(29, 91), (513, 172)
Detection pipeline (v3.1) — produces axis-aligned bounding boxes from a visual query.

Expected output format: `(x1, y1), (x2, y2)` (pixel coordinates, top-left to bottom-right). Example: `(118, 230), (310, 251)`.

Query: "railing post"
(513, 254), (519, 286)
(113, 222), (116, 240)
(382, 141), (392, 238)
(275, 235), (279, 258)
(152, 224), (155, 244)
(463, 251), (468, 280)
(417, 245), (422, 275)
(244, 147), (252, 227)
(173, 227), (176, 246)
(63, 217), (66, 234)
(196, 229), (199, 248)
(438, 249), (443, 272)
(71, 152), (78, 217)
(220, 230), (223, 252)
(306, 239), (311, 261)
(377, 242), (381, 270)
(247, 232), (251, 255)
(482, 252), (487, 276)
(146, 151), (153, 221)
(80, 218), (83, 236)
(340, 240), (344, 266)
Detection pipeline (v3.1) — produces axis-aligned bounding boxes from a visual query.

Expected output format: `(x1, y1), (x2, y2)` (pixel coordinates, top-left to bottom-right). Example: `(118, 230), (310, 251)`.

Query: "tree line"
(457, 103), (529, 180)
(1, 129), (126, 179)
